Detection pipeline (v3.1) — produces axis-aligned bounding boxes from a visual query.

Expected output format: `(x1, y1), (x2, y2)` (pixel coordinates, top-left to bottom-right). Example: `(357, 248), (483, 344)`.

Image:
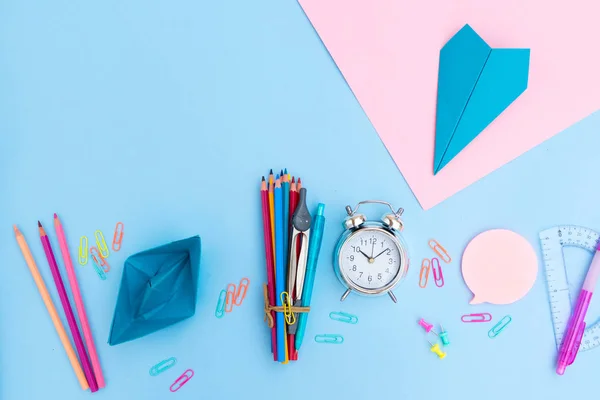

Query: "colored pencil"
(274, 177), (287, 362)
(297, 177), (302, 191)
(54, 214), (105, 388)
(13, 225), (89, 390)
(260, 178), (278, 361)
(282, 171), (290, 268)
(38, 222), (98, 392)
(268, 171), (276, 267)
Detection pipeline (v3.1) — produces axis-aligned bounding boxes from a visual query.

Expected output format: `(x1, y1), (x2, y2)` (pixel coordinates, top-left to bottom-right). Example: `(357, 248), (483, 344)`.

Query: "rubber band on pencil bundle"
(260, 169), (326, 363)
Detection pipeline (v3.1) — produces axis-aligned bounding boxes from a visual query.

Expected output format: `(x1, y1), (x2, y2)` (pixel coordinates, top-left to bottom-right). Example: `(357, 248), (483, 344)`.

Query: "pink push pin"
(418, 318), (439, 336)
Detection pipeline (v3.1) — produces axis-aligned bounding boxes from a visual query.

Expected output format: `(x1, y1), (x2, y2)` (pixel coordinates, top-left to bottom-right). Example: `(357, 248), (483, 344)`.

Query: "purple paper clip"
(461, 313), (492, 323)
(170, 369), (194, 392)
(432, 258), (444, 287)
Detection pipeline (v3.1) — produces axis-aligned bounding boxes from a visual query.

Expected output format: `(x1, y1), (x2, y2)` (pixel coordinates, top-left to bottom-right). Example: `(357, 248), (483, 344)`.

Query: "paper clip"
(215, 289), (227, 318)
(169, 369), (194, 393)
(419, 258), (431, 288)
(329, 311), (358, 324)
(78, 236), (88, 265)
(112, 222), (124, 252)
(281, 292), (296, 325)
(90, 247), (110, 273)
(225, 284), (236, 312)
(461, 313), (492, 323)
(488, 315), (512, 338)
(429, 239), (451, 263)
(234, 277), (250, 306)
(149, 357), (177, 376)
(314, 334), (344, 344)
(432, 257), (444, 287)
(90, 253), (107, 280)
(95, 230), (110, 258)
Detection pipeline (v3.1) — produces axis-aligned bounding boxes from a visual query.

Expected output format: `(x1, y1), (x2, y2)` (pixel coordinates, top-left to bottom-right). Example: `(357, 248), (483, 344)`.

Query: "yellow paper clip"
(95, 230), (109, 258)
(112, 222), (124, 252)
(234, 277), (250, 306)
(90, 246), (110, 273)
(225, 284), (236, 312)
(428, 239), (451, 263)
(419, 258), (431, 288)
(78, 236), (88, 265)
(281, 292), (296, 325)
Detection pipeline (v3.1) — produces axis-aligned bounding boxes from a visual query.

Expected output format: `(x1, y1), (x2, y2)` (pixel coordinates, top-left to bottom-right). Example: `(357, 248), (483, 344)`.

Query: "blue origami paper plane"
(108, 235), (201, 345)
(433, 24), (530, 174)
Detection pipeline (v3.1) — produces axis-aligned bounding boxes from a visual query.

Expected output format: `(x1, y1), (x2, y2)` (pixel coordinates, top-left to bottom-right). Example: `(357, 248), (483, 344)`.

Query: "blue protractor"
(539, 225), (600, 351)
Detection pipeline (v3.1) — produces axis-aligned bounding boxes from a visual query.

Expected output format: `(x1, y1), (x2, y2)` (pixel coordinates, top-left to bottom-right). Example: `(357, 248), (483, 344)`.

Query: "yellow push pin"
(427, 340), (447, 359)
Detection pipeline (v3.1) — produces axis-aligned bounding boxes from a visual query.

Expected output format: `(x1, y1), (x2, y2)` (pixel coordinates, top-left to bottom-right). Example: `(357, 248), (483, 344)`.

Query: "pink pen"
(556, 241), (600, 375)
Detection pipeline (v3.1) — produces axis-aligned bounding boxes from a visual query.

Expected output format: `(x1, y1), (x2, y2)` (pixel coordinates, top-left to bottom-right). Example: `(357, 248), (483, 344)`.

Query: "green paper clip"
(488, 315), (511, 338)
(329, 311), (358, 324)
(149, 357), (177, 376)
(215, 289), (227, 318)
(315, 334), (344, 344)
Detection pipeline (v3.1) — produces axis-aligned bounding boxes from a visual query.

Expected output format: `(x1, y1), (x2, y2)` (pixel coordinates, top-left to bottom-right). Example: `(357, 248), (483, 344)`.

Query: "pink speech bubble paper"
(462, 229), (538, 305)
(299, 0), (600, 209)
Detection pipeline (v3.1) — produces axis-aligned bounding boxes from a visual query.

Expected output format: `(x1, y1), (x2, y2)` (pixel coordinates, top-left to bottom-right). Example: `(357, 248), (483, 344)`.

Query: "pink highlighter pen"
(556, 242), (600, 375)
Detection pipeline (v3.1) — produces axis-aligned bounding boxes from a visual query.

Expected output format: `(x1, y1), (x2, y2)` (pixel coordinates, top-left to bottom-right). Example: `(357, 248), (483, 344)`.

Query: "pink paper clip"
(461, 313), (493, 323)
(169, 369), (194, 392)
(90, 246), (111, 272)
(419, 259), (430, 288)
(432, 258), (444, 287)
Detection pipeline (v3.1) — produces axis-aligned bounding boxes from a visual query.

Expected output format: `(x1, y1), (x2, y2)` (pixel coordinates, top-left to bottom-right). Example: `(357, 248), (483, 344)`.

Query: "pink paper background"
(299, 0), (600, 209)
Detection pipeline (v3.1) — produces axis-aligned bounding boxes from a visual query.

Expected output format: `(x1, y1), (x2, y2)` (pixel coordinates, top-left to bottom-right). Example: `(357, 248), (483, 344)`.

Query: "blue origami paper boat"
(108, 236), (201, 345)
(433, 24), (530, 174)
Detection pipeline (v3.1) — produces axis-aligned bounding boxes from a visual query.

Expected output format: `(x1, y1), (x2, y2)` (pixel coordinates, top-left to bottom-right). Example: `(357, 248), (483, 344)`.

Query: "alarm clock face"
(338, 227), (405, 293)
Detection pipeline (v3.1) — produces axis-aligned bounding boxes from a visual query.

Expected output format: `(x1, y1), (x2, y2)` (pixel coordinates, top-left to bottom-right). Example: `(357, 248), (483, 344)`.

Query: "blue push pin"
(440, 325), (450, 346)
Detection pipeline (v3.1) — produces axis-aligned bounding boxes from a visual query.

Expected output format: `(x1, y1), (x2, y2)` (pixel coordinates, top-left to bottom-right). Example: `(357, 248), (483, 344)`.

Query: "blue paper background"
(1, 1), (599, 399)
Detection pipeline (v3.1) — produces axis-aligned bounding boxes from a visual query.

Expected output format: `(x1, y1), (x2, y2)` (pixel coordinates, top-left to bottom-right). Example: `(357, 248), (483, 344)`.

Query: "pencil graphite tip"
(284, 168), (288, 174)
(13, 224), (18, 234)
(37, 221), (42, 227)
(53, 213), (58, 219)
(292, 176), (295, 183)
(261, 176), (265, 182)
(280, 169), (284, 176)
(269, 169), (273, 175)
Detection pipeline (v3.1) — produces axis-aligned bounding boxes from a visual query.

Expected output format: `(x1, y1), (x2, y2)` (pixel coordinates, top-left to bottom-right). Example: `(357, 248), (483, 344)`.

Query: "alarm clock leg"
(388, 291), (397, 303)
(340, 289), (352, 302)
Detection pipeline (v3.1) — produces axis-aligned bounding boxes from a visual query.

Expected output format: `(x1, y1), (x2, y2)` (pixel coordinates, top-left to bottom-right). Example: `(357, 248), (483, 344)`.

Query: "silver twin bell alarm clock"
(333, 200), (409, 303)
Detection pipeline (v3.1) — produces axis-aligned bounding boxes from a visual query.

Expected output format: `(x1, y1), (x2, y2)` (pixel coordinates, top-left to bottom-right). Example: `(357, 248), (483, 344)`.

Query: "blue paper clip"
(149, 357), (177, 376)
(215, 289), (227, 318)
(90, 254), (107, 280)
(315, 334), (344, 344)
(329, 311), (358, 324)
(488, 315), (512, 338)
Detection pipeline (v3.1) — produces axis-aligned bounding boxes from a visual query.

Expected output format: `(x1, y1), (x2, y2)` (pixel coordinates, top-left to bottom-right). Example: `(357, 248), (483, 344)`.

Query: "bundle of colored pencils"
(260, 169), (326, 363)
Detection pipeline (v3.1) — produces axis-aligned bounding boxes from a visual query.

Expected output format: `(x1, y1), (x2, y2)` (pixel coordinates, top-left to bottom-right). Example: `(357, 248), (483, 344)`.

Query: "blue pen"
(295, 203), (326, 351)
(274, 177), (286, 362)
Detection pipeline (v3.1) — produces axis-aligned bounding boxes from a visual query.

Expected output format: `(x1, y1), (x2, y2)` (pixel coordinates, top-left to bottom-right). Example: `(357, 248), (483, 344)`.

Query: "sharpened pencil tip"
(13, 225), (18, 233)
(269, 169), (273, 174)
(53, 213), (58, 219)
(292, 176), (295, 183)
(38, 221), (42, 227)
(284, 168), (288, 174)
(262, 176), (265, 181)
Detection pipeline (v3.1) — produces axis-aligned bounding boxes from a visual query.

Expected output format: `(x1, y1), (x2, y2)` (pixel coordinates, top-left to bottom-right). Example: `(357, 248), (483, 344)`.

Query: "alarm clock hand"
(373, 248), (390, 259)
(359, 249), (371, 260)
